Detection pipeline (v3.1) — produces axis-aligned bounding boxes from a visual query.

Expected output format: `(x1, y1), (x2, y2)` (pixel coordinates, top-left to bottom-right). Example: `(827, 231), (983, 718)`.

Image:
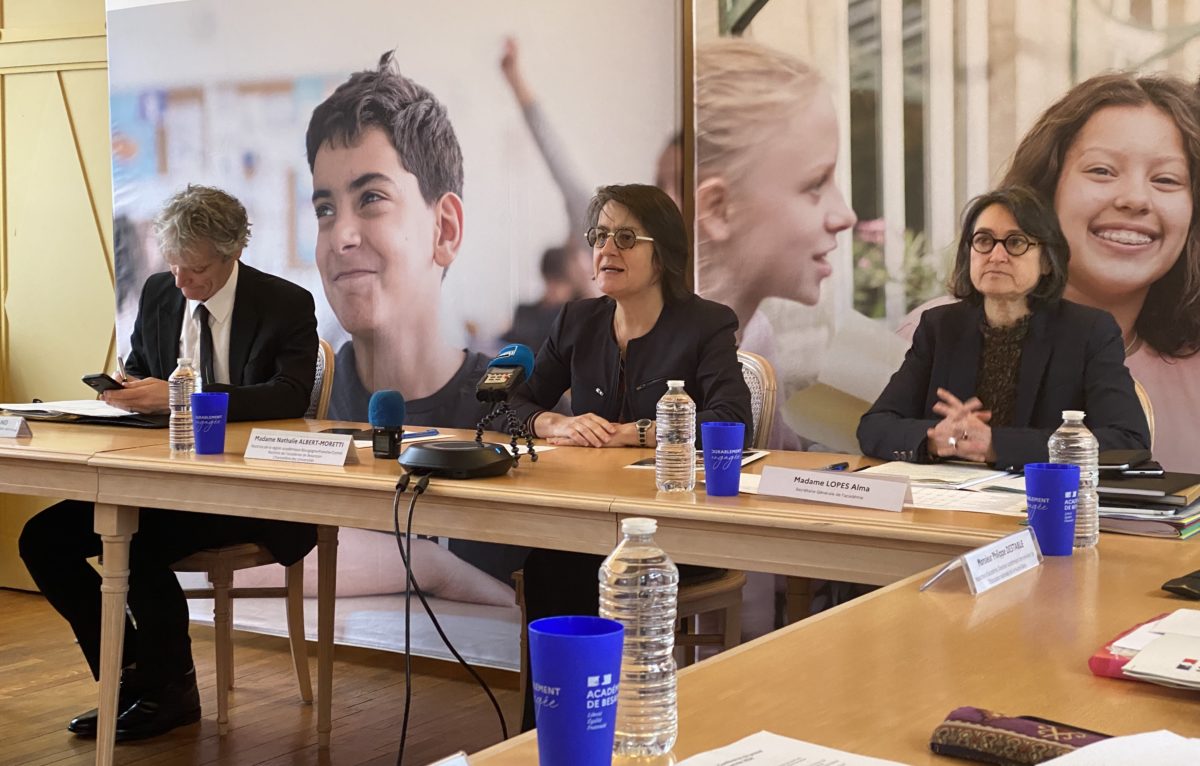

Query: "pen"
(116, 356), (127, 381)
(820, 461), (850, 471)
(401, 428), (440, 440)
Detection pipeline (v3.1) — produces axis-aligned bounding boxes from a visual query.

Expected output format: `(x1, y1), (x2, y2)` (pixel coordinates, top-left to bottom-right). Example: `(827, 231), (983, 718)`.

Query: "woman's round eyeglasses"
(971, 231), (1040, 256)
(586, 227), (655, 250)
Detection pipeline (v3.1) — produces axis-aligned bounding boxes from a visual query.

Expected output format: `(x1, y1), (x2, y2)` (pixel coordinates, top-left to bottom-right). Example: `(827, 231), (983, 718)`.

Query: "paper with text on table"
(0, 399), (134, 418)
(676, 729), (907, 765)
(859, 460), (1015, 489)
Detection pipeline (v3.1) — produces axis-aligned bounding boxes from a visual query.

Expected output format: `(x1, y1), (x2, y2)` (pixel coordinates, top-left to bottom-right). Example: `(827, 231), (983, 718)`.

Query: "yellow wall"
(0, 0), (112, 589)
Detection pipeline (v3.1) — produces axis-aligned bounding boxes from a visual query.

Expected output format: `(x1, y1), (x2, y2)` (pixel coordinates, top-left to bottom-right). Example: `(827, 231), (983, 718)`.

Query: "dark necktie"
(196, 304), (216, 387)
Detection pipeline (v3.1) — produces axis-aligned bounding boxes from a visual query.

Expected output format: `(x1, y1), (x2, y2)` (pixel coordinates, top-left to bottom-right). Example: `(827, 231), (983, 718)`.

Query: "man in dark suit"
(19, 185), (318, 742)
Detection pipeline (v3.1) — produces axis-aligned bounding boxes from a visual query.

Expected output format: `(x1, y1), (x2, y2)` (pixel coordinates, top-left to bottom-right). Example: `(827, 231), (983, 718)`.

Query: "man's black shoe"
(67, 667), (144, 738)
(113, 668), (201, 742)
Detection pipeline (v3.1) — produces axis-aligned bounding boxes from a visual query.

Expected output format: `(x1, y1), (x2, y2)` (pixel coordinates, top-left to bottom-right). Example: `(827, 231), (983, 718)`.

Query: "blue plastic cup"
(701, 421), (745, 497)
(528, 616), (624, 766)
(190, 392), (229, 455)
(1025, 463), (1080, 556)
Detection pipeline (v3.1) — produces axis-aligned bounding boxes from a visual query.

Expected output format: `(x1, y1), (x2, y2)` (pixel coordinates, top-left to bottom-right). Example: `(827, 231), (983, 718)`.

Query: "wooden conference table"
(3, 420), (1029, 765)
(473, 534), (1200, 765)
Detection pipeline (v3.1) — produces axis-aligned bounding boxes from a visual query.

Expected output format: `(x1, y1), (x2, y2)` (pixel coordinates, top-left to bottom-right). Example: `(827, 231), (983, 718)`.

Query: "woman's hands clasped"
(533, 412), (642, 447)
(925, 388), (996, 463)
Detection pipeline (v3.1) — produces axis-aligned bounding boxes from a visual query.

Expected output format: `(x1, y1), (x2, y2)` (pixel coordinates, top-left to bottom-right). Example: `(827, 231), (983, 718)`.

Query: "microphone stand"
(474, 401), (537, 464)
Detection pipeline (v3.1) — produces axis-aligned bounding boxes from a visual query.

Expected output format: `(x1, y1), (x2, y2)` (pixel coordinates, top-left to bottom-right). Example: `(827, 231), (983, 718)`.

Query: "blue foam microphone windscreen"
(368, 390), (406, 459)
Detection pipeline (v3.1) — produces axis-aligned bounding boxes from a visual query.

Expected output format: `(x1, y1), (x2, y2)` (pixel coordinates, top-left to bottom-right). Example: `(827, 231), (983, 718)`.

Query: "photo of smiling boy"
(305, 52), (526, 589)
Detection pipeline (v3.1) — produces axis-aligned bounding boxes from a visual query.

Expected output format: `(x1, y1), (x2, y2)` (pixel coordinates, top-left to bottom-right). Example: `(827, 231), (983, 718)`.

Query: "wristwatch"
(636, 418), (653, 448)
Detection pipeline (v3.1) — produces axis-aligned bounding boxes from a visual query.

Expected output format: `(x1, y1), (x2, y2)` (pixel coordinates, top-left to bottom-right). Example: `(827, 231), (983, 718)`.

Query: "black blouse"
(511, 294), (753, 448)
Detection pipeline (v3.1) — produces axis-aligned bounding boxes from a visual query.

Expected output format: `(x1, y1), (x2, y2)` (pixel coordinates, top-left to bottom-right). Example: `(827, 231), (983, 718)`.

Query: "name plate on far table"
(756, 465), (912, 512)
(922, 528), (1043, 596)
(244, 428), (360, 466)
(0, 416), (32, 437)
(961, 528), (1042, 594)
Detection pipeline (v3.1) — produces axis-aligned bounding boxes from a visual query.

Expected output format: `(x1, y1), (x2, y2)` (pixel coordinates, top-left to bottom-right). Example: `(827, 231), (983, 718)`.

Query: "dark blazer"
(857, 300), (1150, 471)
(125, 263), (318, 422)
(512, 294), (753, 447)
(122, 262), (318, 566)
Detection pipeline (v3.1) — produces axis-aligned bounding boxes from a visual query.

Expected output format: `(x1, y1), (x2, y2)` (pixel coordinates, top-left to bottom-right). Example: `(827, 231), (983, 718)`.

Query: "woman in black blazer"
(513, 184), (751, 447)
(858, 187), (1149, 471)
(514, 184), (751, 732)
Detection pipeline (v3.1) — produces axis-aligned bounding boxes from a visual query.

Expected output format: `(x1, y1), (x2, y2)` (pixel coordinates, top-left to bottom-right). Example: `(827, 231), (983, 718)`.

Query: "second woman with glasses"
(857, 186), (1149, 470)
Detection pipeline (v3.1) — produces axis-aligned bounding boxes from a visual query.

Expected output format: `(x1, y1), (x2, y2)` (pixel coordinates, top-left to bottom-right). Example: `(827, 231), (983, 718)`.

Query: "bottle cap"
(1062, 410), (1085, 421)
(667, 380), (685, 389)
(622, 517), (657, 535)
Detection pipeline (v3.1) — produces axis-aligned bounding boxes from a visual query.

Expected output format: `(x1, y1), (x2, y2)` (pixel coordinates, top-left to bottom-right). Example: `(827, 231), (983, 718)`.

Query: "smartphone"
(82, 373), (124, 394)
(1097, 449), (1153, 471)
(1121, 461), (1165, 477)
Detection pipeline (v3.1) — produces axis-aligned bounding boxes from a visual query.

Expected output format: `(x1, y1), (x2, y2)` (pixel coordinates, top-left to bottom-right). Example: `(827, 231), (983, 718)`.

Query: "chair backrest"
(1133, 376), (1155, 451)
(305, 338), (336, 419)
(737, 350), (777, 450)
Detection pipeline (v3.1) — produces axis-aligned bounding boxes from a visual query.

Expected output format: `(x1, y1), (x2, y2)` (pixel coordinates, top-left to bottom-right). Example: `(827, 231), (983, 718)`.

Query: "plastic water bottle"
(1048, 410), (1099, 548)
(655, 380), (695, 492)
(168, 357), (197, 454)
(599, 517), (679, 757)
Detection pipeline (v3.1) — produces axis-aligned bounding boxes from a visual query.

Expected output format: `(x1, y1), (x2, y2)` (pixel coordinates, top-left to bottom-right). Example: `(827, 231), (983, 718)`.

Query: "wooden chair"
(1133, 377), (1155, 450)
(172, 338), (338, 736)
(737, 350), (776, 451)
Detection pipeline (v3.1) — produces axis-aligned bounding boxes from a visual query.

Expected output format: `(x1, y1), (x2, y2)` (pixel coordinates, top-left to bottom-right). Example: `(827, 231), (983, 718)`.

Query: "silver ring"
(947, 436), (957, 449)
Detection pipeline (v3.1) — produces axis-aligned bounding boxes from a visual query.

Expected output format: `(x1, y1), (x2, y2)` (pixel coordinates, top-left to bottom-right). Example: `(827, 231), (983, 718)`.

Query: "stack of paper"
(1099, 502), (1200, 539)
(857, 462), (1027, 516)
(1120, 609), (1200, 689)
(859, 461), (1014, 490)
(0, 400), (134, 418)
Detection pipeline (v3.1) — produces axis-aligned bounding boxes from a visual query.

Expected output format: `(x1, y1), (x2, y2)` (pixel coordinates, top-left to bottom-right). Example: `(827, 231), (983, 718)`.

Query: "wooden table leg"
(316, 525), (338, 748)
(94, 503), (138, 766)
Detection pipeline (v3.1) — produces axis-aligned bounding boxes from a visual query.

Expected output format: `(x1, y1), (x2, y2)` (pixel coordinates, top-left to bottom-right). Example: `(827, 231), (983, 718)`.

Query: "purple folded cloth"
(930, 706), (1110, 765)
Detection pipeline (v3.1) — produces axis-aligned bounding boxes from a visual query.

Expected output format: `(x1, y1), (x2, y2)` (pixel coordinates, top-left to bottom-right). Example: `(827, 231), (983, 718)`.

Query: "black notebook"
(1098, 472), (1200, 506)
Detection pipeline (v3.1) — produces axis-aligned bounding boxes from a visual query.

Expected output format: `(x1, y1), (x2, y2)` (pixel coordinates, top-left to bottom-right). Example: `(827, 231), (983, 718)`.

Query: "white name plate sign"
(756, 465), (912, 512)
(427, 753), (470, 766)
(244, 429), (360, 466)
(0, 416), (32, 437)
(921, 528), (1042, 596)
(961, 528), (1042, 594)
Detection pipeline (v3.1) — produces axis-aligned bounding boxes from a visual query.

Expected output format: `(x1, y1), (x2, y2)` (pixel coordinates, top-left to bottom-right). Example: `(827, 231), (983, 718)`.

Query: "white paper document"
(677, 731), (909, 765)
(1111, 618), (1165, 652)
(0, 399), (134, 418)
(1148, 608), (1200, 638)
(908, 486), (1027, 516)
(859, 461), (1012, 489)
(1042, 730), (1200, 764)
(1121, 633), (1200, 689)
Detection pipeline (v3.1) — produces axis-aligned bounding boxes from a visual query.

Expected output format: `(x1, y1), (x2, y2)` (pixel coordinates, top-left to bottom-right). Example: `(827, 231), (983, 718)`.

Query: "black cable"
(396, 485), (420, 766)
(392, 473), (509, 765)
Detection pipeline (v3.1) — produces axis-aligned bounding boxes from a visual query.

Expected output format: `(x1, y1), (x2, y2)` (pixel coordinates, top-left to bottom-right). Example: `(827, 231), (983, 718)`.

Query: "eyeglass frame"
(585, 226), (655, 250)
(970, 231), (1041, 257)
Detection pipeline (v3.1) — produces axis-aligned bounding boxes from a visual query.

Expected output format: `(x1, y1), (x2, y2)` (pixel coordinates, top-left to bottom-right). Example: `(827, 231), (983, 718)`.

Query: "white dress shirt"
(179, 261), (239, 388)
